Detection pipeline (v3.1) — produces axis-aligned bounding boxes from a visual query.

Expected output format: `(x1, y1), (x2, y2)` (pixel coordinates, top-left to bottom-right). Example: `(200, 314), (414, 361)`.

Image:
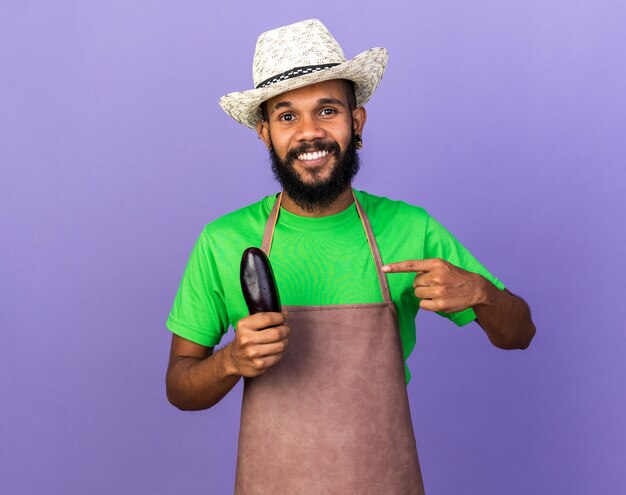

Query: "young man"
(165, 19), (535, 494)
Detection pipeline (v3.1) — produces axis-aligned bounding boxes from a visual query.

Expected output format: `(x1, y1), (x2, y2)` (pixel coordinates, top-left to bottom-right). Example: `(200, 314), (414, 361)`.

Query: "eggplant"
(240, 247), (282, 315)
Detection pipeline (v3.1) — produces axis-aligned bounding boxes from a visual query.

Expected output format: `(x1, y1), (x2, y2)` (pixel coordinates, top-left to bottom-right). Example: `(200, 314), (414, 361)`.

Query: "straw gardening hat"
(219, 19), (389, 129)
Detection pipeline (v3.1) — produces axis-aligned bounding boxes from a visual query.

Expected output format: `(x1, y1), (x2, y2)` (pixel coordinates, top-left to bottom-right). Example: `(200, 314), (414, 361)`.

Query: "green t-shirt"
(166, 190), (505, 382)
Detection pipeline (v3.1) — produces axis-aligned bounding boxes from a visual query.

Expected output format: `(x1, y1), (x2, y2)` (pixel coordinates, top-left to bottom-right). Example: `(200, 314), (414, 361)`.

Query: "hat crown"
(252, 19), (347, 88)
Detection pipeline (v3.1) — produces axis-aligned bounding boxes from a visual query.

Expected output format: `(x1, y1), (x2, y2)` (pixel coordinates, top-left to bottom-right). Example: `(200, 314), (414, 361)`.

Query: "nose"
(294, 115), (326, 142)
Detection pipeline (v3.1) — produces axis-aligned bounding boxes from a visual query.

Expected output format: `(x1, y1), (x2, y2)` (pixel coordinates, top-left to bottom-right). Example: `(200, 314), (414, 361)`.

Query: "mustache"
(285, 141), (341, 162)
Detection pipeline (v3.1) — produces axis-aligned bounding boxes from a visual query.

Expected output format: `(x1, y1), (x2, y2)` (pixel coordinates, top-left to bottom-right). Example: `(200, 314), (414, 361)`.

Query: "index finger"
(243, 311), (287, 330)
(382, 259), (439, 273)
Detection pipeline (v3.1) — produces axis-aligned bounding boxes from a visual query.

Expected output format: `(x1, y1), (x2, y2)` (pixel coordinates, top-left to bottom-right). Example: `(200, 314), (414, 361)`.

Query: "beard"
(268, 132), (360, 212)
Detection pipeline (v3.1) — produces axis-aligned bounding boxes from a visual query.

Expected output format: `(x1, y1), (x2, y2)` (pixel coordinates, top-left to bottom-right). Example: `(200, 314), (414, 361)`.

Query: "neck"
(280, 187), (354, 217)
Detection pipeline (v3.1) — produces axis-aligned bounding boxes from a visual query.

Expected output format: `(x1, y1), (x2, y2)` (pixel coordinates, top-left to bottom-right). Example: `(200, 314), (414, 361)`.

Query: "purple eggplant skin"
(240, 247), (282, 315)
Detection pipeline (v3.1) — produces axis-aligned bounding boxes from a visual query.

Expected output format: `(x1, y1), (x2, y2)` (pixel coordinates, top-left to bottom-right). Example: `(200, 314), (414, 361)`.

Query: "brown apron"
(234, 193), (425, 494)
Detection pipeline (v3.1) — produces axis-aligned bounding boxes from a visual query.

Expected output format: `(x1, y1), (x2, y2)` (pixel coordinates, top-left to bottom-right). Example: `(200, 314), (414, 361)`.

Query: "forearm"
(166, 343), (241, 411)
(472, 277), (536, 350)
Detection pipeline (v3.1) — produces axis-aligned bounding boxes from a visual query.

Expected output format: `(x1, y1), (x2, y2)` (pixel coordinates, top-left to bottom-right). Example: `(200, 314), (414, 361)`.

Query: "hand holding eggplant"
(225, 248), (288, 378)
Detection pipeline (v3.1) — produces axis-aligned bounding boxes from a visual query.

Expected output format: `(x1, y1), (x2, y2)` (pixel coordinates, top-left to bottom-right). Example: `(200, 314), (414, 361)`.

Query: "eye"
(278, 113), (295, 122)
(320, 108), (337, 116)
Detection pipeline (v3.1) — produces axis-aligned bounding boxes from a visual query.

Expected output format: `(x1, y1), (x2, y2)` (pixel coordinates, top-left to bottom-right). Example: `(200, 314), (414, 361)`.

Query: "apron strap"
(261, 191), (392, 304)
(261, 193), (282, 255)
(352, 192), (392, 305)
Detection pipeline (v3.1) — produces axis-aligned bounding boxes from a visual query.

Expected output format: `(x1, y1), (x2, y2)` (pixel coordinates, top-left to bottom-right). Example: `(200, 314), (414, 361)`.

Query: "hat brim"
(219, 47), (388, 129)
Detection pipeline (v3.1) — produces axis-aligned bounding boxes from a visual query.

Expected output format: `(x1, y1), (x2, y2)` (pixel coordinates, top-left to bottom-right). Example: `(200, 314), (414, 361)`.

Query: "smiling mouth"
(296, 150), (330, 162)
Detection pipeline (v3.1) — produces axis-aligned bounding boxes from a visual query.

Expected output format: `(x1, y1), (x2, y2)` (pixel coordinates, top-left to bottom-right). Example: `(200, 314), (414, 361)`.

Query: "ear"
(352, 106), (367, 136)
(256, 119), (271, 148)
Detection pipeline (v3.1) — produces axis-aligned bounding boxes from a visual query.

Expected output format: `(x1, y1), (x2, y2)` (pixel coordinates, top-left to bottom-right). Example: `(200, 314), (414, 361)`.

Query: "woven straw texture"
(220, 19), (388, 129)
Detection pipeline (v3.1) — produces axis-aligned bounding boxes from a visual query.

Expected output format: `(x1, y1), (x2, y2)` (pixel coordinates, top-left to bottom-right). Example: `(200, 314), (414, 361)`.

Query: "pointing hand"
(382, 258), (487, 313)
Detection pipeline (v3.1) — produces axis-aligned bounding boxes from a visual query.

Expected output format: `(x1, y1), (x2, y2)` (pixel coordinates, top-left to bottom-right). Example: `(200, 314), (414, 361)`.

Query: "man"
(165, 19), (535, 494)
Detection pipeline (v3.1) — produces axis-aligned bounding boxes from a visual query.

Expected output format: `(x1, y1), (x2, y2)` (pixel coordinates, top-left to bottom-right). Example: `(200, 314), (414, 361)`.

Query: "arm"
(473, 282), (535, 350)
(382, 259), (535, 350)
(166, 312), (290, 411)
(166, 337), (239, 411)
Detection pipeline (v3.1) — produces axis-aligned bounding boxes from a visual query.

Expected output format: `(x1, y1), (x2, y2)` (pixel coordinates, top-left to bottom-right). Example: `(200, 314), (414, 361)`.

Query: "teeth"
(297, 150), (329, 161)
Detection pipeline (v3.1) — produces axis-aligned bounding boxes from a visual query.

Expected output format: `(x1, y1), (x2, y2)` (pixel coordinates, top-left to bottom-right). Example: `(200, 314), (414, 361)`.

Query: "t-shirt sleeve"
(423, 214), (505, 327)
(166, 228), (230, 347)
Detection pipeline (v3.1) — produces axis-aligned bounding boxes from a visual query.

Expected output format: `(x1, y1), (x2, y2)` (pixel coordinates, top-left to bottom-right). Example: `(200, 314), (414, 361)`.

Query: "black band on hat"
(255, 63), (341, 89)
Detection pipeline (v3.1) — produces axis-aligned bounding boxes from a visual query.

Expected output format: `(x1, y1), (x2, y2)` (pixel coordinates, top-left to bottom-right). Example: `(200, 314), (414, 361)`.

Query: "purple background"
(2, 1), (625, 494)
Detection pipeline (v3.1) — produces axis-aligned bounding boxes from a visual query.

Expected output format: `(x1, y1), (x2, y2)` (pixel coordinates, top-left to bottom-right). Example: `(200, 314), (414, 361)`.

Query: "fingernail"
(382, 266), (390, 272)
